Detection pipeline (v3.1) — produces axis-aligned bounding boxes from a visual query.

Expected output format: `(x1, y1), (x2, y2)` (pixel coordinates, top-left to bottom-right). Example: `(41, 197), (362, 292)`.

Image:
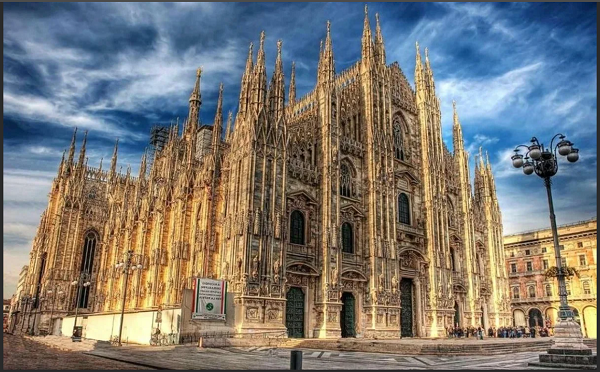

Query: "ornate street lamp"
(71, 272), (92, 341)
(511, 134), (591, 363)
(115, 250), (143, 346)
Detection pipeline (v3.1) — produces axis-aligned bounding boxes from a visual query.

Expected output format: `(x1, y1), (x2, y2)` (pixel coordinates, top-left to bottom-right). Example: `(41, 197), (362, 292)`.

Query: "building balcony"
(510, 293), (596, 305)
(509, 270), (545, 277)
(287, 243), (315, 257)
(397, 223), (424, 237)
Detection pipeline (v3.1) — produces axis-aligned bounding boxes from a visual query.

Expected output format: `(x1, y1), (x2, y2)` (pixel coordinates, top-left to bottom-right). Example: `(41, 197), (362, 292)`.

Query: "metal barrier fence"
(179, 330), (287, 345)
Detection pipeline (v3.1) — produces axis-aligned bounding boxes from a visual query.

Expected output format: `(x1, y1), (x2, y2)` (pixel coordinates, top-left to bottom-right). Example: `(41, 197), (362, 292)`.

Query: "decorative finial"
(277, 39), (282, 55)
(364, 4), (368, 16)
(375, 13), (379, 23)
(260, 31), (265, 47)
(327, 20), (331, 35)
(425, 47), (429, 60)
(453, 100), (456, 110)
(196, 67), (202, 77)
(219, 82), (224, 95)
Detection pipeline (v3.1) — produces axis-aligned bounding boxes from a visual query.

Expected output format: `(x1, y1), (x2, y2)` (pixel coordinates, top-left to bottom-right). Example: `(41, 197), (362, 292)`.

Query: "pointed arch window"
(78, 231), (98, 309)
(340, 164), (352, 198)
(341, 223), (354, 254)
(393, 119), (405, 161)
(398, 193), (410, 225)
(290, 210), (305, 245)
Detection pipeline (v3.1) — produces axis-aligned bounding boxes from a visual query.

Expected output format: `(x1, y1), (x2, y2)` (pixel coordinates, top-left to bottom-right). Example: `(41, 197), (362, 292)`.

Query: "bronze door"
(340, 292), (356, 338)
(286, 287), (305, 338)
(400, 278), (413, 337)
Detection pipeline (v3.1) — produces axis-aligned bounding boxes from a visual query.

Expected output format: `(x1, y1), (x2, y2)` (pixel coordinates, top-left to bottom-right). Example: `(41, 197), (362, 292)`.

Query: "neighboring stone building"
(504, 217), (597, 338)
(21, 7), (509, 341)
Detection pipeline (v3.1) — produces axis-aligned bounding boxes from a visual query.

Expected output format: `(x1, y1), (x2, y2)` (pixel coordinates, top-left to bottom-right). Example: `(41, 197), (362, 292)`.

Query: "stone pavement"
(2, 333), (149, 370)
(83, 343), (592, 370)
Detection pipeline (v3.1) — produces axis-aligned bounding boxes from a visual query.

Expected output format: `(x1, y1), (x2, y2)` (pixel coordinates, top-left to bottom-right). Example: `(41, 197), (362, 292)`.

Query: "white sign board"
(192, 278), (227, 321)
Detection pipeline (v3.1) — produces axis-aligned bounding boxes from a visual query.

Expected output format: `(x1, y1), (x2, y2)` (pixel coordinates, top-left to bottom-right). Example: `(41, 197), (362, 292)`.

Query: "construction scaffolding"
(148, 125), (169, 171)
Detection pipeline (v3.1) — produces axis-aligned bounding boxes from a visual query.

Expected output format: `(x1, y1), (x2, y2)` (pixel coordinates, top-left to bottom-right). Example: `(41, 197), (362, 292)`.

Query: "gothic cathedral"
(23, 7), (510, 338)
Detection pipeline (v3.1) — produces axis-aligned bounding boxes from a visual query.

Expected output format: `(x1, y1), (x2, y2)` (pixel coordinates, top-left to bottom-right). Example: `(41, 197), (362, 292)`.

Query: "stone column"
(414, 276), (422, 337)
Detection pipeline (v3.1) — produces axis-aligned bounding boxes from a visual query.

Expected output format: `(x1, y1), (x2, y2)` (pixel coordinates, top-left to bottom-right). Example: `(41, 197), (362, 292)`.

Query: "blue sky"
(3, 2), (597, 295)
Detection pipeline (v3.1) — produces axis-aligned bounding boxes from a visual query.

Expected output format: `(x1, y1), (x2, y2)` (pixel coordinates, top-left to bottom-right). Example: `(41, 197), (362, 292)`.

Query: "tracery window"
(398, 193), (410, 225)
(393, 119), (405, 161)
(340, 164), (352, 198)
(290, 210), (305, 245)
(341, 222), (354, 254)
(78, 231), (98, 309)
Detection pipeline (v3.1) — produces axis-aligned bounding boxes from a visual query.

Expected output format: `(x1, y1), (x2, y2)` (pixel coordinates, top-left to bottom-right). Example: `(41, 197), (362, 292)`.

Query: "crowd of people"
(446, 325), (553, 339)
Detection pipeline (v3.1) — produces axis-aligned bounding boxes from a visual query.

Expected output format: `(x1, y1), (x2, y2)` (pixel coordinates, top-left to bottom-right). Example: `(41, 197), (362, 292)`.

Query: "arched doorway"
(340, 292), (356, 338)
(454, 302), (460, 327)
(513, 309), (526, 327)
(285, 287), (304, 338)
(528, 308), (543, 328)
(583, 307), (597, 339)
(400, 278), (413, 337)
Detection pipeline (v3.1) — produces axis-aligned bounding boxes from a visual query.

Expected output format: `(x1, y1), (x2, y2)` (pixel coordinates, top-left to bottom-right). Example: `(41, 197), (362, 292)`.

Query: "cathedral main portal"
(285, 287), (305, 338)
(400, 278), (413, 337)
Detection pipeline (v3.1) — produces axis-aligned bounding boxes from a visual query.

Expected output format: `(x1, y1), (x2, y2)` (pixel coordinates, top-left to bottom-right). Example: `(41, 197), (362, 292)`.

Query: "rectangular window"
(583, 281), (591, 295)
(561, 257), (567, 267)
(543, 259), (549, 270)
(566, 283), (571, 296)
(525, 249), (531, 256)
(559, 245), (565, 250)
(579, 255), (587, 266)
(511, 263), (517, 273)
(545, 285), (553, 297)
(526, 262), (533, 271)
(577, 242), (583, 248)
(512, 287), (520, 299)
(542, 247), (547, 253)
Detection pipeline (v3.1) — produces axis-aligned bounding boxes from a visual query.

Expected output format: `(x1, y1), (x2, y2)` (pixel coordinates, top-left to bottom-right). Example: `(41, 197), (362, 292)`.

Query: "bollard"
(290, 350), (302, 370)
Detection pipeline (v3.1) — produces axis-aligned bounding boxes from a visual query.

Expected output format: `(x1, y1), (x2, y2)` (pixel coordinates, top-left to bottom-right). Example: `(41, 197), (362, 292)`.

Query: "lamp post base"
(529, 318), (597, 368)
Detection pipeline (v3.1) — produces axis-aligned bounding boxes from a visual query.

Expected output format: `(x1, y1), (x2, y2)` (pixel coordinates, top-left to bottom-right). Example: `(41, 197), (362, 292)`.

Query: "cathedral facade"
(22, 8), (510, 339)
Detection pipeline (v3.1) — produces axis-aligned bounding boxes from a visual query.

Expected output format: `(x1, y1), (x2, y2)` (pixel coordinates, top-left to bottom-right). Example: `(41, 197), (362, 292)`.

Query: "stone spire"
(415, 42), (425, 99)
(361, 5), (373, 62)
(58, 150), (66, 176)
(318, 21), (335, 84)
(139, 149), (147, 179)
(225, 111), (233, 142)
(238, 42), (254, 117)
(289, 61), (296, 105)
(269, 40), (285, 120)
(424, 47), (435, 92)
(452, 101), (464, 154)
(375, 13), (385, 65)
(187, 67), (202, 134)
(251, 31), (268, 111)
(77, 130), (88, 168)
(212, 83), (224, 149)
(110, 139), (119, 178)
(67, 127), (77, 166)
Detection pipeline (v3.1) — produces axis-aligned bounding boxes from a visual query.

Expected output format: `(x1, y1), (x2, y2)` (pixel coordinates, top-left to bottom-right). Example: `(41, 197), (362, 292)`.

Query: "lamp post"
(511, 134), (591, 360)
(115, 250), (143, 346)
(20, 295), (32, 333)
(71, 272), (92, 341)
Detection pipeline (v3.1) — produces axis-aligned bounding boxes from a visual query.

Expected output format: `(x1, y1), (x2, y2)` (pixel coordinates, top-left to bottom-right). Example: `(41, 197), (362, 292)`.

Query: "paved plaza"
(6, 334), (596, 370)
(2, 334), (148, 370)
